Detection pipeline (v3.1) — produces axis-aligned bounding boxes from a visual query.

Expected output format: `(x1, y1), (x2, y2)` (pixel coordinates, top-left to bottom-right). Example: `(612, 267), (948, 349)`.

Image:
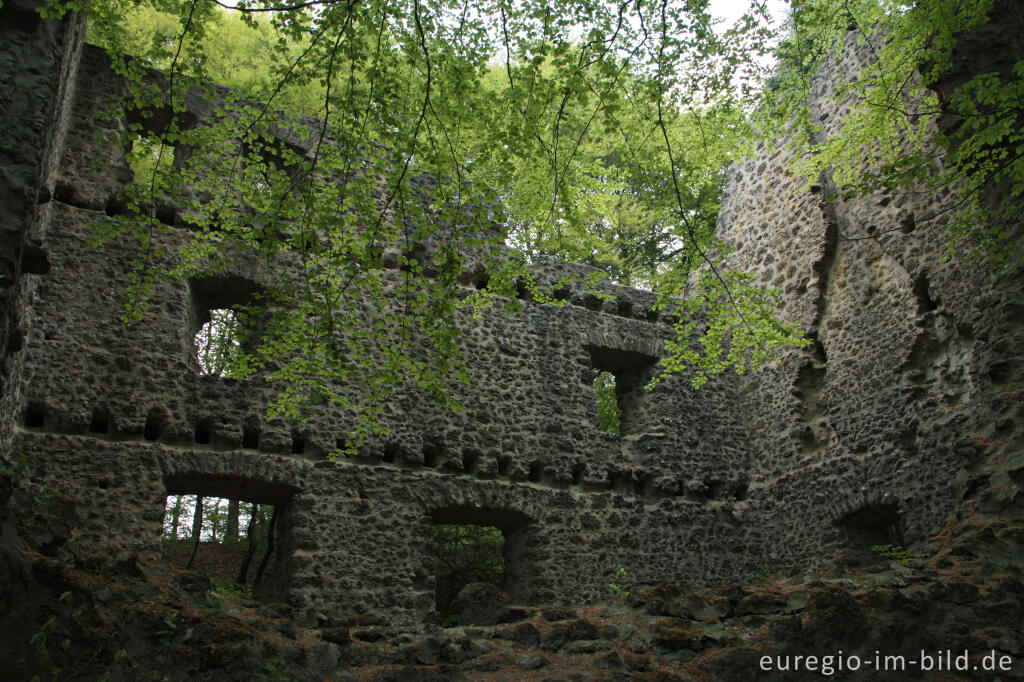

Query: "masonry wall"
(0, 0), (85, 471)
(9, 40), (762, 629)
(713, 11), (1024, 569)
(4, 1), (1022, 632)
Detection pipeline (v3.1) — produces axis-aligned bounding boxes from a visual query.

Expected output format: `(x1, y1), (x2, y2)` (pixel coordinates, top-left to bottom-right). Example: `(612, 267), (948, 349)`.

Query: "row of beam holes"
(350, 437), (748, 501)
(383, 255), (665, 325)
(139, 410), (304, 455)
(23, 405), (113, 435)
(25, 404), (749, 501)
(28, 401), (302, 457)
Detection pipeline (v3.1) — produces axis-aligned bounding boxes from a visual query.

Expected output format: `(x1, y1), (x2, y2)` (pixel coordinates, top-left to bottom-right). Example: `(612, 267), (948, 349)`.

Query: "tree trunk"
(237, 503), (259, 586)
(186, 495), (204, 569)
(225, 499), (240, 542)
(253, 506), (278, 592)
(209, 498), (221, 542)
(169, 494), (182, 540)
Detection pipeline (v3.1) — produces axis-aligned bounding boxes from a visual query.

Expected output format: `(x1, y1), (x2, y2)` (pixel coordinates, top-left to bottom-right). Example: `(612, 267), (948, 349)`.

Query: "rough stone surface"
(5, 39), (764, 629)
(0, 2), (1022, 680)
(455, 582), (513, 626)
(709, 13), (1024, 576)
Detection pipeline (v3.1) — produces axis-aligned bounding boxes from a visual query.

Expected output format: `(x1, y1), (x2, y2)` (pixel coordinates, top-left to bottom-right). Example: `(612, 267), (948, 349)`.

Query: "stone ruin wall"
(2, 0), (1022, 631)
(714, 3), (1024, 570)
(3, 14), (761, 629)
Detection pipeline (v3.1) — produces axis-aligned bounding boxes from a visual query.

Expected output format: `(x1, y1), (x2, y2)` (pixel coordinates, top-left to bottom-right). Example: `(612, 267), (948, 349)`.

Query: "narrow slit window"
(592, 369), (621, 434)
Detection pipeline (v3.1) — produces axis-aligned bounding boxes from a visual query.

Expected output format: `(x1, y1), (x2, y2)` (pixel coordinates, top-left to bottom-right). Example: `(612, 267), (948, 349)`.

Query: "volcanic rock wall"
(4, 33), (760, 628)
(0, 0), (85, 470)
(713, 14), (1024, 569)
(1, 0), (1022, 633)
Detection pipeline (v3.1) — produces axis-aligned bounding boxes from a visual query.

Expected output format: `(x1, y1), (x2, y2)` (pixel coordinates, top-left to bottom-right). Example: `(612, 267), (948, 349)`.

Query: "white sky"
(711, 0), (789, 29)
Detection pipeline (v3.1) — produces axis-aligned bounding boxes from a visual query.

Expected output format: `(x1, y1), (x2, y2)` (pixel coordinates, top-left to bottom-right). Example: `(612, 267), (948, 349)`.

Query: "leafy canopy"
(36, 0), (812, 441)
(43, 0), (1023, 440)
(37, 0), (1023, 443)
(761, 0), (1023, 275)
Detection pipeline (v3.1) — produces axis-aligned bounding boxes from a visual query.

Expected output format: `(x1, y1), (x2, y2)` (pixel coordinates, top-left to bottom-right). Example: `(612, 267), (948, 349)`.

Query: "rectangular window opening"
(585, 346), (658, 436)
(162, 493), (280, 597)
(592, 369), (621, 434)
(432, 523), (506, 627)
(189, 276), (265, 378)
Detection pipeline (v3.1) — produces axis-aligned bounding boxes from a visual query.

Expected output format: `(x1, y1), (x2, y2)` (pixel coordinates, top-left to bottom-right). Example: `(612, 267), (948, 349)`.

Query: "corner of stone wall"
(0, 1), (86, 466)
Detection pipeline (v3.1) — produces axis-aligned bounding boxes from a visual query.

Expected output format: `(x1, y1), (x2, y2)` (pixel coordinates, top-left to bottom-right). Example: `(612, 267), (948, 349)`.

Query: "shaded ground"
(2, 477), (1022, 681)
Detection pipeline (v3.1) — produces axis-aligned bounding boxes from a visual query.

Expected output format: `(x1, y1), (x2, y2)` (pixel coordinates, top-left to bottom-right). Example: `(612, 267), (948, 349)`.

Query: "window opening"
(586, 346), (658, 436)
(593, 369), (621, 434)
(162, 493), (279, 595)
(241, 137), (308, 212)
(195, 308), (241, 376)
(835, 503), (904, 565)
(189, 276), (264, 377)
(126, 134), (175, 184)
(432, 523), (506, 626)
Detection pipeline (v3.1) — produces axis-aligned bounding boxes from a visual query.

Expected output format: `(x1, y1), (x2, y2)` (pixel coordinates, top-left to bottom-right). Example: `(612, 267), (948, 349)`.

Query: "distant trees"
(432, 524), (505, 619)
(162, 495), (276, 589)
(38, 0), (1020, 441)
(593, 370), (620, 435)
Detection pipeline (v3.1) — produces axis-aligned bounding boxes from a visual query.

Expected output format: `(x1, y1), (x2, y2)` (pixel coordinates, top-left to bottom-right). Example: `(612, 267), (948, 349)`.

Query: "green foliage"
(658, 267), (810, 388)
(593, 370), (620, 434)
(609, 566), (630, 597)
(432, 523), (505, 586)
(432, 523), (505, 618)
(761, 0), (1023, 275)
(194, 309), (243, 377)
(43, 0), (828, 434)
(871, 543), (927, 565)
(257, 655), (290, 682)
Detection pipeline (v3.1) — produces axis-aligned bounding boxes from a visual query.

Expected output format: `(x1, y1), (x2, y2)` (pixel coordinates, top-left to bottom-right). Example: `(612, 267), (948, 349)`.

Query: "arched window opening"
(189, 276), (264, 377)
